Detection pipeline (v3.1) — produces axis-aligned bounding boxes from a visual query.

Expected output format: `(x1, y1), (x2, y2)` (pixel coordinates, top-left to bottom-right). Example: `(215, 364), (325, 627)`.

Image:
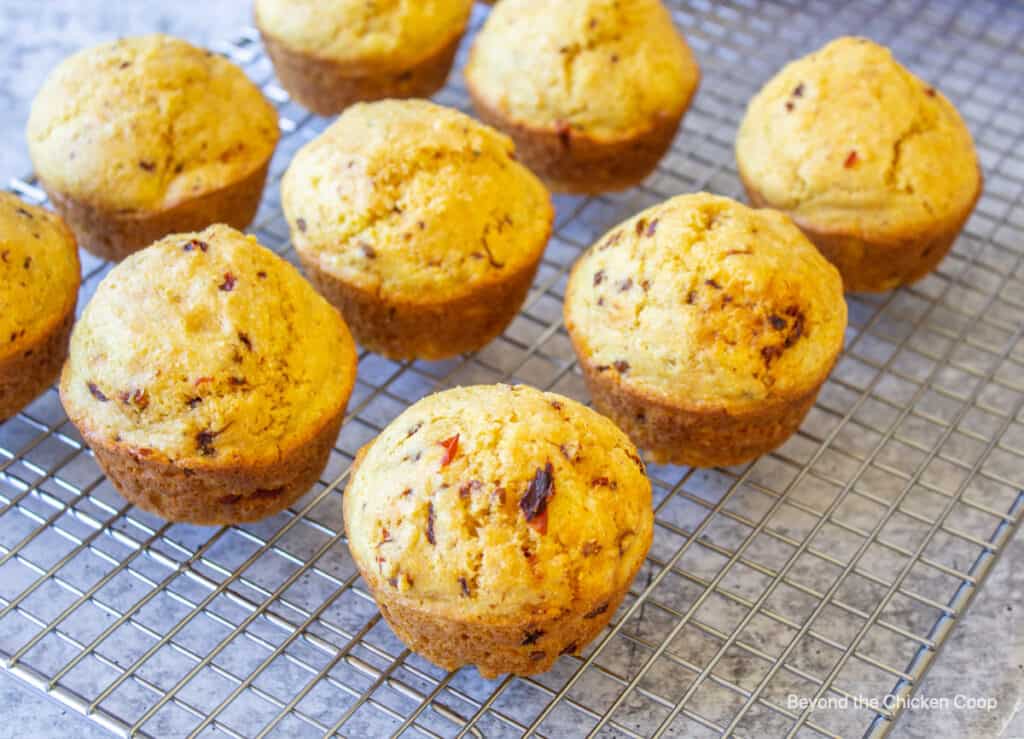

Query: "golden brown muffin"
(282, 99), (553, 360)
(255, 0), (473, 116)
(344, 384), (652, 678)
(27, 35), (279, 262)
(736, 37), (982, 292)
(465, 0), (700, 194)
(564, 193), (847, 468)
(0, 195), (80, 421)
(60, 225), (357, 525)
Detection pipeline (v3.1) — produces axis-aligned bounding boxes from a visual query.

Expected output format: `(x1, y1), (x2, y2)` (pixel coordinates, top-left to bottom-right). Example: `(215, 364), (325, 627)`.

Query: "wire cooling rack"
(2, 1), (1023, 737)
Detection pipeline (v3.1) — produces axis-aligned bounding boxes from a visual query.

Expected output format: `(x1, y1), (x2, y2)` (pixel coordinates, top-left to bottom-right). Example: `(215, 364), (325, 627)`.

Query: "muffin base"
(300, 253), (543, 361)
(74, 410), (344, 525)
(578, 356), (826, 468)
(741, 172), (982, 293)
(468, 86), (694, 195)
(260, 30), (462, 117)
(43, 161), (271, 262)
(0, 307), (75, 422)
(369, 579), (631, 679)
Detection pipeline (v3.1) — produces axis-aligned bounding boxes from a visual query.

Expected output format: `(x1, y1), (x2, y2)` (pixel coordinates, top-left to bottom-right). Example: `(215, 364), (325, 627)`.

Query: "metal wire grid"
(1, 0), (1022, 737)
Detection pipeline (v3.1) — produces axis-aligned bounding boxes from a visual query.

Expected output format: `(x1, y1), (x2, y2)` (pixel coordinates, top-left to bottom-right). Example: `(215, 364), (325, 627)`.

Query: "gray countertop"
(0, 2), (1021, 738)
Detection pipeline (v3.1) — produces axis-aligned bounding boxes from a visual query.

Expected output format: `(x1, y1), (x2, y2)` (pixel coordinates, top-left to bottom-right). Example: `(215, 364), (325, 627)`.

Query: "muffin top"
(736, 37), (981, 238)
(466, 0), (699, 139)
(255, 0), (473, 72)
(565, 194), (847, 410)
(282, 100), (553, 300)
(60, 225), (356, 466)
(28, 35), (279, 215)
(344, 384), (652, 621)
(0, 194), (79, 359)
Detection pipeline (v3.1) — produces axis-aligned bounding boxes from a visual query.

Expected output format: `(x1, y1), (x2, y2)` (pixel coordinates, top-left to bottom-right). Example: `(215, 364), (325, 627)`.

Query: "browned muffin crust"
(469, 88), (692, 195)
(0, 309), (75, 422)
(260, 30), (462, 117)
(47, 162), (269, 263)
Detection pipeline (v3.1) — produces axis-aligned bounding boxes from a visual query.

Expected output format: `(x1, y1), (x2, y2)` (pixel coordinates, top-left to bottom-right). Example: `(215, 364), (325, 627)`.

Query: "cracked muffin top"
(282, 100), (553, 300)
(28, 35), (279, 215)
(255, 0), (473, 71)
(60, 225), (356, 467)
(0, 195), (79, 360)
(466, 0), (699, 139)
(736, 37), (981, 239)
(564, 194), (847, 410)
(343, 384), (652, 621)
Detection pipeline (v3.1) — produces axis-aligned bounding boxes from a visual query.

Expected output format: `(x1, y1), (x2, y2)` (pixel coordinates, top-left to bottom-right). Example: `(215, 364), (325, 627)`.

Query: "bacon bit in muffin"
(182, 239), (208, 253)
(238, 332), (253, 350)
(194, 376), (213, 387)
(641, 280), (651, 292)
(592, 477), (617, 489)
(627, 451), (645, 472)
(769, 315), (787, 331)
(23, 256), (32, 270)
(459, 577), (470, 597)
(359, 242), (376, 259)
(521, 629), (544, 646)
(426, 502), (436, 545)
(705, 278), (722, 289)
(196, 430), (218, 456)
(257, 270), (267, 279)
(785, 101), (795, 112)
(550, 400), (563, 411)
(128, 389), (149, 410)
(646, 219), (659, 237)
(793, 82), (805, 97)
(558, 442), (579, 462)
(686, 290), (698, 305)
(219, 273), (237, 292)
(560, 642), (579, 656)
(186, 396), (202, 409)
(761, 344), (785, 367)
(15, 207), (32, 219)
(520, 462), (555, 534)
(613, 360), (630, 374)
(618, 278), (633, 292)
(530, 650), (546, 661)
(228, 376), (247, 387)
(459, 480), (482, 499)
(925, 87), (936, 97)
(584, 602), (609, 619)
(87, 382), (108, 402)
(581, 541), (602, 556)
(439, 434), (459, 467)
(844, 150), (859, 168)
(139, 160), (156, 172)
(296, 217), (307, 232)
(593, 270), (605, 286)
(635, 218), (648, 236)
(405, 421), (423, 439)
(555, 120), (572, 148)
(601, 230), (624, 250)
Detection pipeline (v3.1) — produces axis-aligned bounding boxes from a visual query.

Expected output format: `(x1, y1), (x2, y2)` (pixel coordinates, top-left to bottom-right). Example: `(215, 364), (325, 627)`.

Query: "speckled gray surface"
(0, 1), (1022, 738)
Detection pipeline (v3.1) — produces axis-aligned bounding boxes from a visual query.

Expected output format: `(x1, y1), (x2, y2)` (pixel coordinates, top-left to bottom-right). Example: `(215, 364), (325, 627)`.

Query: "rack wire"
(2, 1), (1023, 737)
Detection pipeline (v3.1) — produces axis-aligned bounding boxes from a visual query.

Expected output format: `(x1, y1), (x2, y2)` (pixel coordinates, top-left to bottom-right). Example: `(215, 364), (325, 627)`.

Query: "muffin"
(736, 37), (982, 292)
(255, 0), (473, 116)
(27, 35), (279, 262)
(0, 195), (80, 421)
(564, 193), (847, 468)
(465, 0), (700, 194)
(60, 225), (357, 525)
(343, 384), (652, 678)
(282, 99), (553, 360)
